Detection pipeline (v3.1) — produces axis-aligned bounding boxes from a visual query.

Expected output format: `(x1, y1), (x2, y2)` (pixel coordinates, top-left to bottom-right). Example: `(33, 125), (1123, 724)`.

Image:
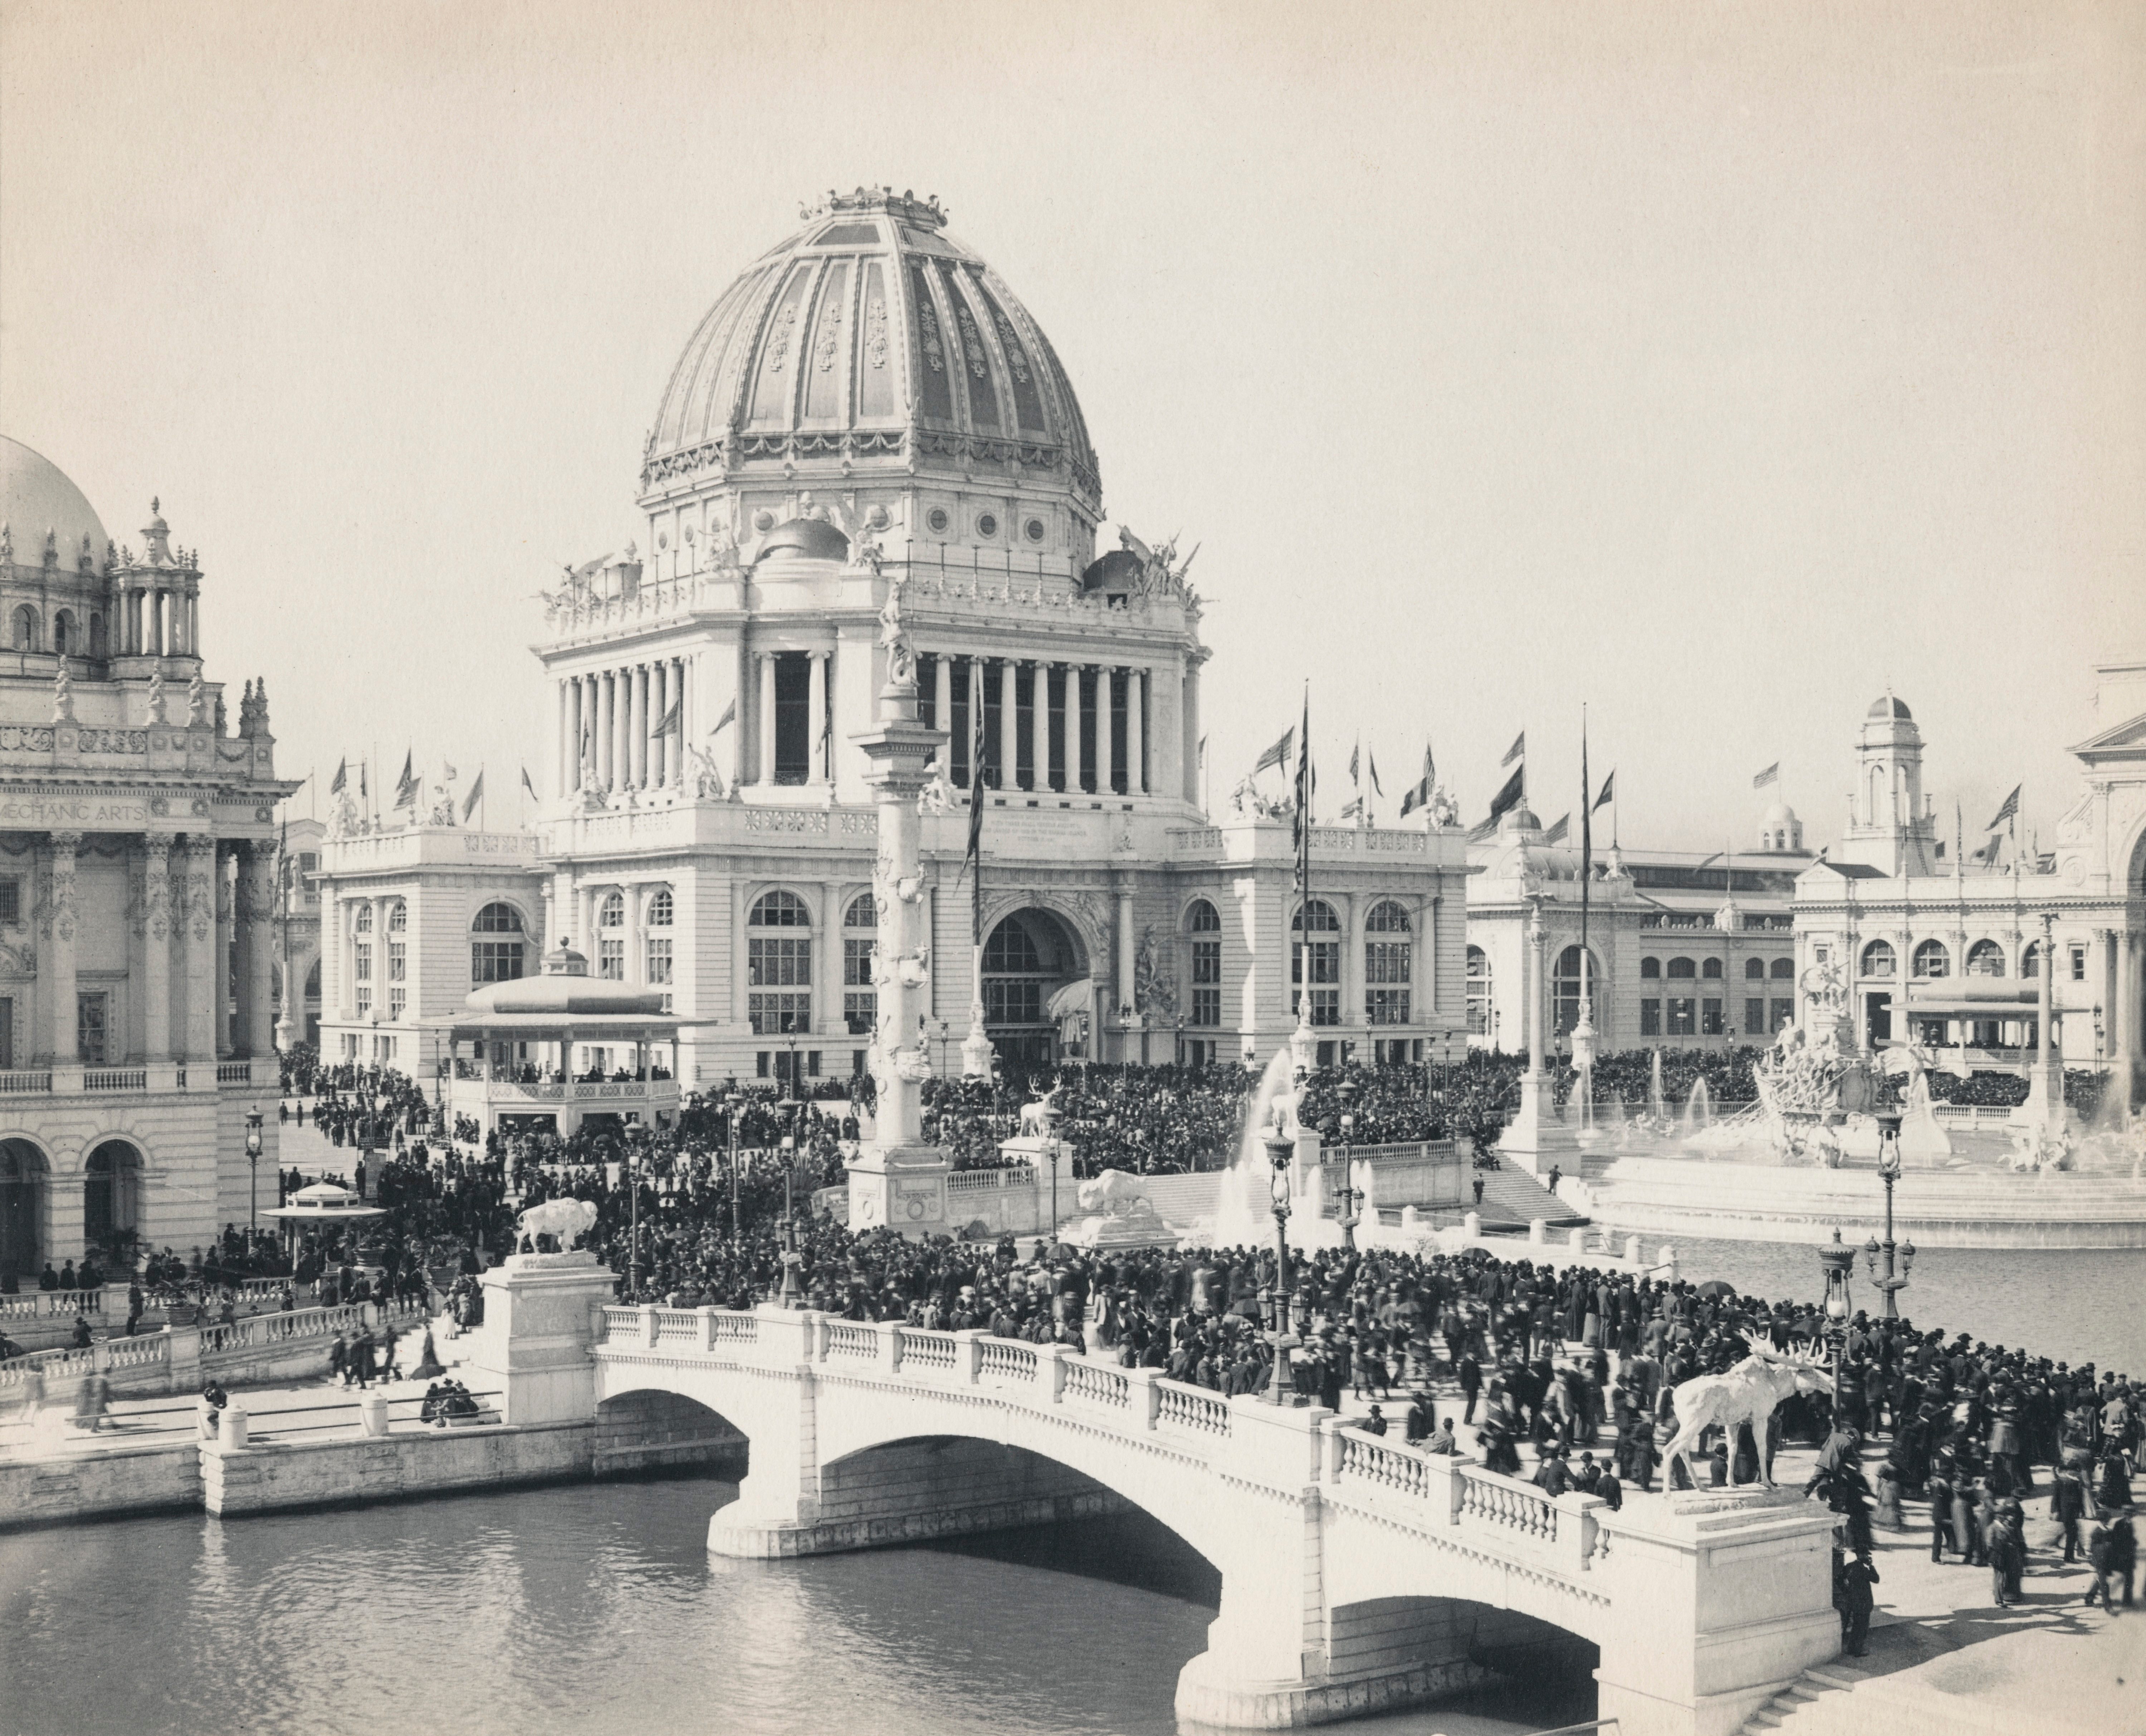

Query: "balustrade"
(1458, 1466), (1559, 1542)
(825, 1321), (878, 1361)
(1155, 1380), (1231, 1437)
(1061, 1358), (1129, 1410)
(0, 1288), (106, 1321)
(84, 1068), (149, 1091)
(976, 1338), (1038, 1385)
(896, 1326), (958, 1371)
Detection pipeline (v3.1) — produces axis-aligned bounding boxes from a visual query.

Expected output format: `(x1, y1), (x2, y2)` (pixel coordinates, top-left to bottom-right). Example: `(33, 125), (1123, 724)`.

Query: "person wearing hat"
(2052, 1453), (2090, 1563)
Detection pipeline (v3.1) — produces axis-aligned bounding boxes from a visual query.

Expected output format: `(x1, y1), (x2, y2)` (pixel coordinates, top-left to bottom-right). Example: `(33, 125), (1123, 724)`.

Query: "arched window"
(83, 1140), (141, 1249)
(470, 901), (525, 985)
(1291, 900), (1340, 1026)
(353, 904), (373, 936)
(1364, 901), (1411, 1026)
(748, 890), (812, 1034)
(1912, 940), (1949, 979)
(1666, 957), (1697, 980)
(1771, 957), (1795, 980)
(1466, 945), (1493, 1036)
(596, 890), (627, 979)
(645, 887), (675, 992)
(1701, 957), (1724, 980)
(842, 894), (876, 1033)
(1639, 956), (1661, 979)
(1965, 940), (2005, 978)
(1745, 957), (1766, 980)
(52, 610), (73, 656)
(1186, 899), (1222, 1028)
(386, 900), (407, 933)
(11, 605), (38, 652)
(1552, 945), (1597, 1036)
(2021, 942), (2042, 979)
(1861, 940), (1896, 978)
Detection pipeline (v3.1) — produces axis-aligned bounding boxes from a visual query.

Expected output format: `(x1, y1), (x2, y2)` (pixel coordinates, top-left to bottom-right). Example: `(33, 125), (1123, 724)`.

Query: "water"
(1666, 1234), (2146, 1375)
(0, 1480), (1591, 1736)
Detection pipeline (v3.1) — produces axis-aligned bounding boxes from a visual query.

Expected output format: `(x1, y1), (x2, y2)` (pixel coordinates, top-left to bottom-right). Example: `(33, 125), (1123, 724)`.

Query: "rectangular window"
(982, 661), (1003, 789)
(1745, 998), (1765, 1038)
(843, 935), (875, 987)
(749, 992), (810, 1036)
(356, 985), (372, 1016)
(599, 937), (625, 981)
(1366, 988), (1411, 1026)
(1192, 986), (1221, 1028)
(773, 652), (811, 784)
(984, 980), (1042, 1025)
(749, 934), (811, 987)
(2069, 944), (2087, 982)
(1292, 988), (1340, 1027)
(1640, 998), (1661, 1037)
(388, 941), (406, 983)
(77, 992), (108, 1067)
(646, 937), (673, 985)
(756, 1050), (771, 1078)
(0, 879), (18, 925)
(1667, 997), (1695, 1036)
(1365, 940), (1411, 986)
(844, 991), (876, 1036)
(1190, 937), (1221, 1027)
(354, 942), (372, 983)
(471, 940), (524, 985)
(1702, 998), (1724, 1036)
(0, 997), (11, 1070)
(389, 987), (406, 1020)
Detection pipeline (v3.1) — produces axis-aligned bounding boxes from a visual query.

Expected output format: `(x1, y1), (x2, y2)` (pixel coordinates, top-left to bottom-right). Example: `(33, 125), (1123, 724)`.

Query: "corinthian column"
(142, 836), (173, 1061)
(215, 847), (236, 1058)
(182, 836), (218, 1065)
(47, 832), (82, 1065)
(242, 843), (277, 1057)
(1096, 667), (1116, 796)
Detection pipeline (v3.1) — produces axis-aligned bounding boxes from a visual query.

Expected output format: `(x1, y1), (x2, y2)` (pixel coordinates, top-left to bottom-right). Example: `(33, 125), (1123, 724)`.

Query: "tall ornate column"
(242, 843), (277, 1057)
(1496, 898), (1575, 1174)
(46, 832), (81, 1065)
(1096, 667), (1116, 796)
(182, 836), (217, 1065)
(631, 664), (650, 789)
(1035, 662), (1053, 793)
(933, 654), (953, 745)
(1065, 665), (1084, 793)
(759, 653), (778, 785)
(1127, 667), (1147, 796)
(214, 847), (236, 1058)
(848, 595), (953, 1237)
(807, 650), (829, 783)
(1184, 651), (1206, 806)
(141, 836), (173, 1061)
(998, 659), (1019, 790)
(649, 661), (669, 788)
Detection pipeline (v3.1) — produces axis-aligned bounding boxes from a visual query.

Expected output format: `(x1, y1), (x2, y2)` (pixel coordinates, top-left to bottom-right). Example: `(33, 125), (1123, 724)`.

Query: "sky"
(3, 0), (2140, 852)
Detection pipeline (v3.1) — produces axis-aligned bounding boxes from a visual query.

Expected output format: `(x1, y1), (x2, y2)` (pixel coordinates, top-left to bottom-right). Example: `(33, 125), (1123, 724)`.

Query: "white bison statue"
(516, 1197), (598, 1253)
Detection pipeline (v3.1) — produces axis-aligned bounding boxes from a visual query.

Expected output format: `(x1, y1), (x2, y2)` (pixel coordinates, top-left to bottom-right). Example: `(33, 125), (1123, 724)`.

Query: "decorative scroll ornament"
(955, 303), (988, 378)
(765, 300), (799, 372)
(992, 309), (1030, 384)
(864, 296), (889, 369)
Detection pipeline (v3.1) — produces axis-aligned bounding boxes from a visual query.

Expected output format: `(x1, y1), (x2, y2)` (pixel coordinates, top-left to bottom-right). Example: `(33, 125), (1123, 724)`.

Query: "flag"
(654, 693), (681, 736)
(1592, 769), (1615, 811)
(1399, 742), (1434, 818)
(1339, 796), (1364, 821)
(1501, 731), (1525, 768)
(1292, 687), (1312, 868)
(1254, 727), (1293, 775)
(711, 697), (737, 736)
(441, 759), (458, 783)
(358, 761), (368, 800)
(1464, 814), (1500, 843)
(522, 766), (537, 799)
(461, 769), (485, 822)
(1368, 750), (1382, 798)
(1544, 812), (1569, 844)
(1485, 761), (1524, 826)
(393, 750), (418, 809)
(1985, 784), (2020, 832)
(1348, 738), (1360, 791)
(329, 757), (347, 796)
(1197, 735), (1207, 767)
(1753, 762), (1779, 790)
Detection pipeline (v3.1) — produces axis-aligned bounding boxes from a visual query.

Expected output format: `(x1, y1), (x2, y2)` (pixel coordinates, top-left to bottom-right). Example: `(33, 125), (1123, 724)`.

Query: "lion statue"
(1075, 1169), (1148, 1217)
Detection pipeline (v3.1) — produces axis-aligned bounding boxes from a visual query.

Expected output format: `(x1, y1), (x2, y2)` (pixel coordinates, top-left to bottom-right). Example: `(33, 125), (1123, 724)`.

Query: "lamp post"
(1262, 1126), (1298, 1404)
(777, 1126), (804, 1309)
(625, 1123), (645, 1300)
(1862, 1111), (1915, 1320)
(725, 1089), (743, 1245)
(936, 1018), (952, 1078)
(1818, 1227), (1856, 1397)
(244, 1104), (264, 1233)
(1334, 1075), (1362, 1251)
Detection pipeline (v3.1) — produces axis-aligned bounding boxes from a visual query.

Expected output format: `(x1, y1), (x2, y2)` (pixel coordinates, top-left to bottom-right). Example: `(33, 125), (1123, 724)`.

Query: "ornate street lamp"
(1862, 1110), (1914, 1320)
(777, 1126), (805, 1309)
(244, 1104), (264, 1233)
(625, 1121), (647, 1299)
(1818, 1227), (1857, 1396)
(725, 1089), (744, 1244)
(1262, 1125), (1298, 1405)
(1334, 1075), (1362, 1251)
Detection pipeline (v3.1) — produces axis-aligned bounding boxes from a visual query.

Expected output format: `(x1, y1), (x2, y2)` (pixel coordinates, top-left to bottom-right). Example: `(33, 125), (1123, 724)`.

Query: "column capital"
(48, 828), (83, 855)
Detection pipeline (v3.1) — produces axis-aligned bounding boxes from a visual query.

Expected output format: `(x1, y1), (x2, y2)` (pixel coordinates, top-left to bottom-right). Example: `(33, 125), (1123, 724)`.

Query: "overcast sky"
(3, 0), (2139, 851)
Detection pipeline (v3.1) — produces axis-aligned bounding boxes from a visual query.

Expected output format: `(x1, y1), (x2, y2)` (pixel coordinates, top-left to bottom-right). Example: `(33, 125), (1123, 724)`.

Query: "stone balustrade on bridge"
(592, 1302), (1842, 1736)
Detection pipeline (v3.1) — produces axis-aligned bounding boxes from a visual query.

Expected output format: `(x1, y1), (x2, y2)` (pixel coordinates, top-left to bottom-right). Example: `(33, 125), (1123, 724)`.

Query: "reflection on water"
(1, 1478), (1591, 1736)
(1664, 1237), (2146, 1374)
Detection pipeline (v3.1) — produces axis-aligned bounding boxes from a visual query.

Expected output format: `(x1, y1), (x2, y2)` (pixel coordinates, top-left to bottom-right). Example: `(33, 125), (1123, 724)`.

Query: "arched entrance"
(1, 1139), (46, 1276)
(83, 1139), (143, 1255)
(982, 909), (1086, 1067)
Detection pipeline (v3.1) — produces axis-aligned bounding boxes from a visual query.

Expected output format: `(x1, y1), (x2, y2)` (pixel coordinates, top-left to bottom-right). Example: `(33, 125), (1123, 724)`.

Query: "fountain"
(1680, 1078), (1713, 1138)
(1647, 1049), (1667, 1124)
(1203, 1047), (1348, 1252)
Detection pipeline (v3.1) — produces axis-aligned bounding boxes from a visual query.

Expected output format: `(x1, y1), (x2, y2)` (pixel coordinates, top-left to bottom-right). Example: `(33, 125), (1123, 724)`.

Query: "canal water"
(0, 1481), (1593, 1736)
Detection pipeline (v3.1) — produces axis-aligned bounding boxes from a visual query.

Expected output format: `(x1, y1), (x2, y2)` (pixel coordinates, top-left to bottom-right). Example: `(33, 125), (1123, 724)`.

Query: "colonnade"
(112, 582), (198, 658)
(922, 653), (1153, 797)
(559, 656), (692, 797)
(25, 831), (274, 1068)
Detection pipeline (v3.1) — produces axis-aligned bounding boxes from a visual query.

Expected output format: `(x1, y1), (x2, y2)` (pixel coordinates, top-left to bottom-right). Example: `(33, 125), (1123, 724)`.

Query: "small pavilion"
(260, 1180), (387, 1259)
(422, 942), (683, 1139)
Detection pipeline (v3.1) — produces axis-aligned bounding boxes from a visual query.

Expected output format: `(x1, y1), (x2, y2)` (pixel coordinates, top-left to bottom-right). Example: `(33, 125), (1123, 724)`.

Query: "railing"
(945, 1165), (1039, 1193)
(708, 1313), (759, 1346)
(84, 1068), (148, 1091)
(652, 1309), (702, 1346)
(896, 1326), (958, 1370)
(1458, 1465), (1559, 1542)
(1062, 1358), (1129, 1410)
(486, 1081), (567, 1102)
(0, 1070), (53, 1093)
(977, 1338), (1038, 1384)
(1168, 827), (1223, 854)
(601, 1305), (641, 1339)
(825, 1321), (878, 1361)
(0, 1288), (107, 1322)
(1325, 1140), (1458, 1165)
(1335, 1428), (1436, 1499)
(1156, 1381), (1231, 1437)
(217, 1061), (255, 1085)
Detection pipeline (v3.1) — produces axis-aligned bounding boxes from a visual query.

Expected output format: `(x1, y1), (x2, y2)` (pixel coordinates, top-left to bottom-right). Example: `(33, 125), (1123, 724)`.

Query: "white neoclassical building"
(311, 191), (1475, 1114)
(0, 436), (291, 1278)
(1793, 666), (2146, 1107)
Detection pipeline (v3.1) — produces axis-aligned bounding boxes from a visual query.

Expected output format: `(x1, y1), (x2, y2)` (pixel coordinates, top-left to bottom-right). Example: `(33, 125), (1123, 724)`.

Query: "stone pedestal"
(467, 1251), (618, 1426)
(845, 1145), (952, 1238)
(1498, 1069), (1580, 1176)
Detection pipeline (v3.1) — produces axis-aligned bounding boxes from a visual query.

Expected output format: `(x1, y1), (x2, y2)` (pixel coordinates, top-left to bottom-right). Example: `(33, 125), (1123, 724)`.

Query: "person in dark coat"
(1834, 1553), (1879, 1656)
(2051, 1459), (2089, 1563)
(1457, 1352), (1482, 1425)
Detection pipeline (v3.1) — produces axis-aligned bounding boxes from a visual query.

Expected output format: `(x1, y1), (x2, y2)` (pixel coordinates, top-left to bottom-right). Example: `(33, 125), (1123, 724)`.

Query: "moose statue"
(1661, 1343), (1834, 1491)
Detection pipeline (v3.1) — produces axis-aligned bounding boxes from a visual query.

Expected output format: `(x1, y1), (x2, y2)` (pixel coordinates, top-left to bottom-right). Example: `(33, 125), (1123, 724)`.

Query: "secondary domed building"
(0, 436), (292, 1279)
(314, 191), (1475, 1114)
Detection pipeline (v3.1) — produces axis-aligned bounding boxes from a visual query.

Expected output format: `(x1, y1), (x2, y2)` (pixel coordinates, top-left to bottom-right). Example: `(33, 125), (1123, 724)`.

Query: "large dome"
(642, 189), (1099, 513)
(1, 435), (108, 571)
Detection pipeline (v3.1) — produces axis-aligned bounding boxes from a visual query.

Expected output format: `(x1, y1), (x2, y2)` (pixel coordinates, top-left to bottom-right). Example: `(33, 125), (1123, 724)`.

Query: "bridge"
(592, 1299), (1842, 1736)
